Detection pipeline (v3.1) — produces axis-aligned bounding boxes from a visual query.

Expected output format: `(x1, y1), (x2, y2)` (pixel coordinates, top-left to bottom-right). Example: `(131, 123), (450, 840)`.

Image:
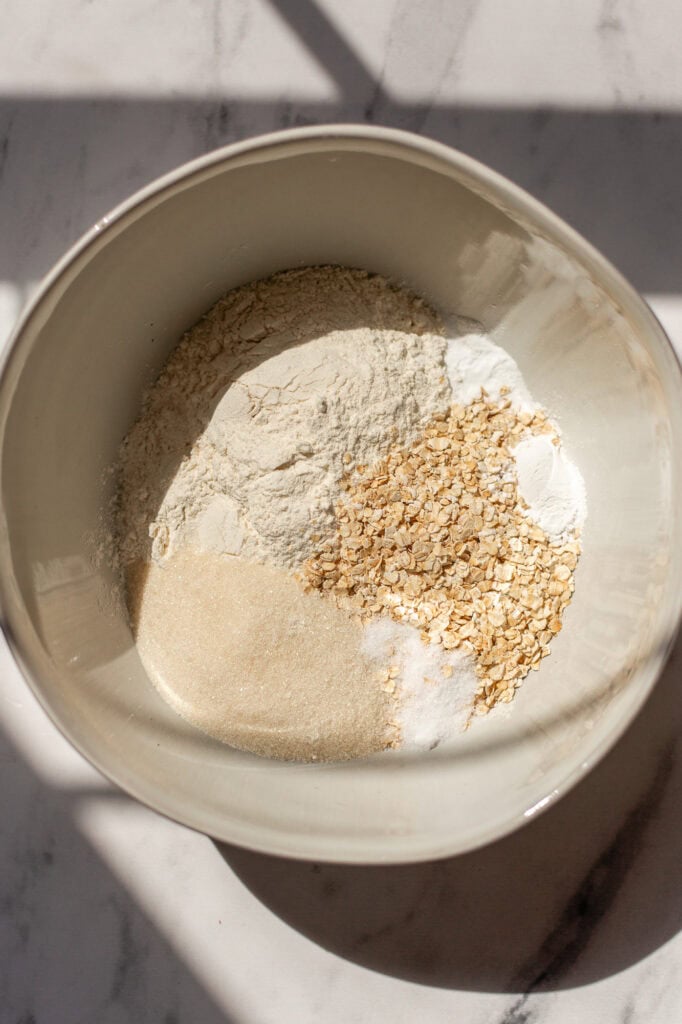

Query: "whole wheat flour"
(117, 267), (451, 570)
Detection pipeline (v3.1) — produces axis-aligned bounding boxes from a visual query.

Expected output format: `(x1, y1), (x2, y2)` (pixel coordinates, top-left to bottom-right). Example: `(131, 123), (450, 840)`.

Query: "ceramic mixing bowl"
(1, 126), (680, 862)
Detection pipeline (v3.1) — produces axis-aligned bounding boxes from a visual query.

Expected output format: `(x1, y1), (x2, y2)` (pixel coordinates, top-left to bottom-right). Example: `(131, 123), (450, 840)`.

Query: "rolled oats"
(301, 397), (581, 715)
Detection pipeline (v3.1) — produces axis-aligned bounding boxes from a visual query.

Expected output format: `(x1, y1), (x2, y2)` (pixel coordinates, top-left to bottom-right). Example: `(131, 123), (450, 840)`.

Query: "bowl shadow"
(218, 628), (682, 994)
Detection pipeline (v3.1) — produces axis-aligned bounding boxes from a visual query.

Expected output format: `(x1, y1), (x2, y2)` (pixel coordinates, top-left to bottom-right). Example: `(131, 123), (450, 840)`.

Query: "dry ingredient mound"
(117, 267), (450, 570)
(113, 265), (585, 763)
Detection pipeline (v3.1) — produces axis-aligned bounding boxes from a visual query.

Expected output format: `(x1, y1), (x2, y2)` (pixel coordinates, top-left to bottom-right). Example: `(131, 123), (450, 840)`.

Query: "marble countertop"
(1, 2), (681, 1021)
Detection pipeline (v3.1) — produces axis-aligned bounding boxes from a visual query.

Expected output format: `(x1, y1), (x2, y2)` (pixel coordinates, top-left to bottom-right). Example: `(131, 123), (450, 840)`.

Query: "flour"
(117, 267), (450, 569)
(512, 434), (587, 540)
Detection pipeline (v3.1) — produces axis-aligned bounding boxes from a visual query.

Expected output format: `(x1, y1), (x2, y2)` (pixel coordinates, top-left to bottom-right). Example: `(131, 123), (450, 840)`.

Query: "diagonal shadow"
(2, 0), (682, 1009)
(267, 0), (381, 101)
(0, 0), (679, 295)
(1, 0), (679, 296)
(218, 628), (682, 994)
(0, 723), (232, 1024)
(1, 99), (681, 297)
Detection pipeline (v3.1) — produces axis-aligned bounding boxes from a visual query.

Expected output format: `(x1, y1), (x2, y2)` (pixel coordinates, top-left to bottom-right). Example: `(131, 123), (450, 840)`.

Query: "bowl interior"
(1, 129), (680, 862)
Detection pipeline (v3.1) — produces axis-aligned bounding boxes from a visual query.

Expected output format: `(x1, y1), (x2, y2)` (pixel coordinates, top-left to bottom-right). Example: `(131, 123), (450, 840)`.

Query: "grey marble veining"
(221, 640), (682, 1000)
(4, 100), (682, 295)
(1, 2), (681, 1022)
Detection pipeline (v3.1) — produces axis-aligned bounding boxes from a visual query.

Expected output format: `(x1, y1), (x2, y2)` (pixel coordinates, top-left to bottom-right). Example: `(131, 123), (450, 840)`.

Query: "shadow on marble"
(1, 99), (681, 300)
(1, 0), (680, 1004)
(2, 0), (680, 323)
(218, 630), (682, 994)
(0, 726), (232, 1024)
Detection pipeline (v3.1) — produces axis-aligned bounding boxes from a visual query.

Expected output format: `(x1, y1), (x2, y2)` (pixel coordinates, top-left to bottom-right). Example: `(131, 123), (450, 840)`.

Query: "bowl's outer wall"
(0, 128), (680, 862)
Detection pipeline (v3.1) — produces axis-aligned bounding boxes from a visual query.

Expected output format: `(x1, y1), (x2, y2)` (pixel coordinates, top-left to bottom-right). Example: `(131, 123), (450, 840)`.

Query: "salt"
(362, 618), (477, 751)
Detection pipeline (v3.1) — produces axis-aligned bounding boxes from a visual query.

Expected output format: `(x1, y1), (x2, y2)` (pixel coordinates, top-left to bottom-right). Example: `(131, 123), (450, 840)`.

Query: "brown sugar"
(128, 549), (395, 762)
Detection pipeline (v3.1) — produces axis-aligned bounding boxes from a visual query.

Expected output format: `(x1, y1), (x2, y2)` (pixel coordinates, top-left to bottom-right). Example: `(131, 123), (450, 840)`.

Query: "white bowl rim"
(0, 123), (680, 864)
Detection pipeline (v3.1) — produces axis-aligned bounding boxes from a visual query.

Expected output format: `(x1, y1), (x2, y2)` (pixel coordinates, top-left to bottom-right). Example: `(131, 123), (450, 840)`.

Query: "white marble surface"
(1, 2), (681, 1021)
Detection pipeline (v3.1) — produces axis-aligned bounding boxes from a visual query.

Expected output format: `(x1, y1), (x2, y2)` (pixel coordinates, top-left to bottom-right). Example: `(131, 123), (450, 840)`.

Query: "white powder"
(445, 331), (534, 411)
(118, 268), (450, 569)
(512, 434), (587, 541)
(362, 618), (477, 751)
(445, 330), (586, 543)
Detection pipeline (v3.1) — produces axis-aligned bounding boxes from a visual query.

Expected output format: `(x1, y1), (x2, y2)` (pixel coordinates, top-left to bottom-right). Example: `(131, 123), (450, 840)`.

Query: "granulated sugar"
(129, 548), (395, 762)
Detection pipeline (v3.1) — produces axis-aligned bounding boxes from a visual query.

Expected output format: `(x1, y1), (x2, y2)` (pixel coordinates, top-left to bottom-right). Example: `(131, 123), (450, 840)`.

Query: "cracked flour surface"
(116, 266), (451, 570)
